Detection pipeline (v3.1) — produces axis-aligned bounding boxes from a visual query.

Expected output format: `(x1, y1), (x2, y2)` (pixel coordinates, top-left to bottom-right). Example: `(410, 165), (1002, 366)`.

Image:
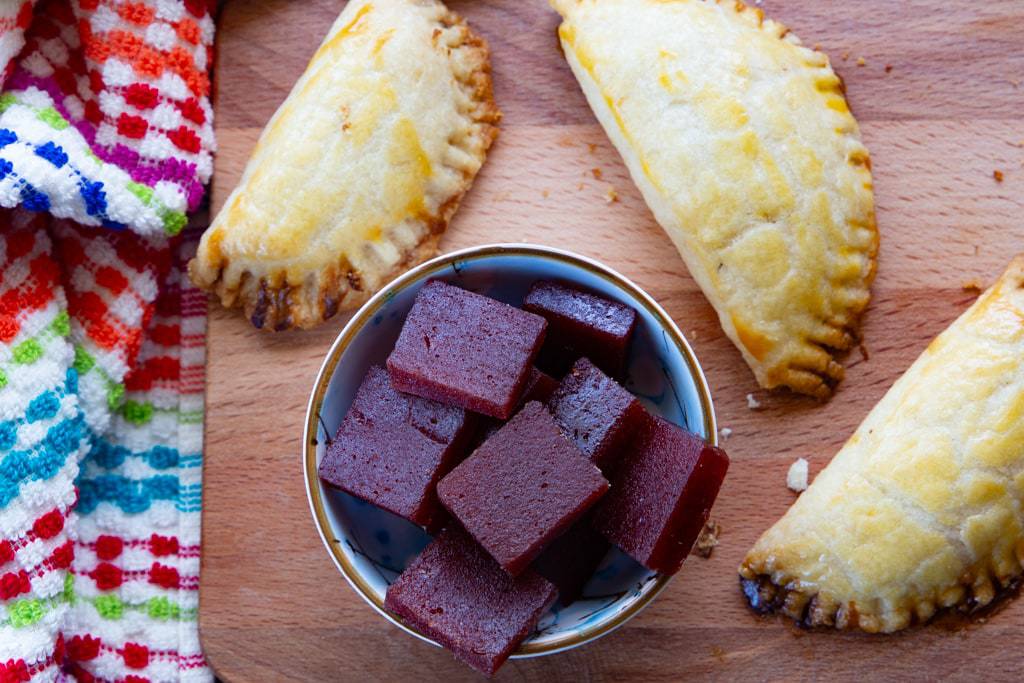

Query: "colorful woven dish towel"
(0, 1), (214, 681)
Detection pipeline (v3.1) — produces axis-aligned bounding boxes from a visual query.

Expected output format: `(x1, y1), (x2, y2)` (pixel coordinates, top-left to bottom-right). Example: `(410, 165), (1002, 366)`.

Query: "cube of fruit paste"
(519, 366), (560, 405)
(437, 402), (609, 576)
(523, 280), (637, 378)
(594, 414), (729, 575)
(317, 366), (476, 531)
(531, 513), (610, 605)
(385, 526), (557, 677)
(476, 367), (559, 444)
(549, 358), (646, 474)
(387, 280), (547, 419)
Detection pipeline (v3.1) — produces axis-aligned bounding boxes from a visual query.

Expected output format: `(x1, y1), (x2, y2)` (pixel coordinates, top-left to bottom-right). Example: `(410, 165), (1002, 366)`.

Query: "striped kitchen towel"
(0, 1), (215, 681)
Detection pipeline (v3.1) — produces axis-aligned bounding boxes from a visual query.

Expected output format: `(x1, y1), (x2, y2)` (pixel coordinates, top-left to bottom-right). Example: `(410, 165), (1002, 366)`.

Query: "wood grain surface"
(198, 1), (1024, 680)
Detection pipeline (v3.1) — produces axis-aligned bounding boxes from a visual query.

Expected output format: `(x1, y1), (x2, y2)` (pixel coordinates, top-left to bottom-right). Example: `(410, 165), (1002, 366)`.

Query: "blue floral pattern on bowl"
(304, 244), (716, 659)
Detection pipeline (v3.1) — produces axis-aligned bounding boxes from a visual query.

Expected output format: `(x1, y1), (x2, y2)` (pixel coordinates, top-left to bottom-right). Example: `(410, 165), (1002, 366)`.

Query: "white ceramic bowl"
(304, 244), (717, 659)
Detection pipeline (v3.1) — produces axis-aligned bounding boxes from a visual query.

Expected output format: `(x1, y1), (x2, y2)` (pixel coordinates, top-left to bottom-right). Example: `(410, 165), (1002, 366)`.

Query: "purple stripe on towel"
(7, 70), (207, 210)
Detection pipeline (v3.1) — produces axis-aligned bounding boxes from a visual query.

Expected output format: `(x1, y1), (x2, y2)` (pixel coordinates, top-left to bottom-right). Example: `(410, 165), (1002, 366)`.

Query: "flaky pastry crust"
(190, 0), (499, 330)
(552, 0), (878, 397)
(741, 256), (1024, 633)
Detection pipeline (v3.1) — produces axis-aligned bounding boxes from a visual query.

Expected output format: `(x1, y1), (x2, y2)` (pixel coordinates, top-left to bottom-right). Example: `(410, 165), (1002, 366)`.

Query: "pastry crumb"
(993, 170), (1004, 182)
(885, 64), (893, 73)
(962, 279), (984, 294)
(787, 458), (809, 493)
(856, 56), (866, 67)
(542, 189), (550, 199)
(841, 51), (850, 61)
(604, 187), (619, 203)
(710, 645), (726, 662)
(577, 182), (587, 191)
(746, 393), (761, 410)
(587, 143), (598, 154)
(719, 427), (732, 441)
(591, 167), (603, 180)
(694, 520), (721, 559)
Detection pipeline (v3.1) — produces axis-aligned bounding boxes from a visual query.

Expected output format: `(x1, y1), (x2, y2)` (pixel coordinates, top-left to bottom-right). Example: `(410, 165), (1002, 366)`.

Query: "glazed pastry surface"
(551, 0), (877, 397)
(191, 0), (499, 330)
(741, 256), (1024, 632)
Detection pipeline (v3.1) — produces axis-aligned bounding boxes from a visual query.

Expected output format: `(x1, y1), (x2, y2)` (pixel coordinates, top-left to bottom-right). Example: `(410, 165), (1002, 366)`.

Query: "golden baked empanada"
(741, 256), (1024, 633)
(191, 0), (499, 330)
(551, 0), (877, 397)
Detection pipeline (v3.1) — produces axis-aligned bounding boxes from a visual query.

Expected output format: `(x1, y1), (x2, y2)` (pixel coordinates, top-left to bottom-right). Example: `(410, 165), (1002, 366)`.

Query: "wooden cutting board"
(198, 1), (1024, 680)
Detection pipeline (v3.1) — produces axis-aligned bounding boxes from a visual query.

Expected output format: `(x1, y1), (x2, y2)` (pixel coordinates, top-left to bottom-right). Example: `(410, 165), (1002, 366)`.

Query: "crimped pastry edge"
(764, 59), (878, 401)
(738, 549), (1024, 634)
(715, 0), (879, 401)
(554, 0), (878, 399)
(189, 1), (500, 331)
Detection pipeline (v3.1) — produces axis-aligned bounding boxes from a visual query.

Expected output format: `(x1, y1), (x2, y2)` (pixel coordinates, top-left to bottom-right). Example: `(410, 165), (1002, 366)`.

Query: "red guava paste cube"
(476, 367), (560, 444)
(520, 366), (560, 405)
(523, 280), (637, 378)
(594, 414), (729, 575)
(549, 358), (646, 474)
(385, 526), (557, 677)
(437, 402), (609, 576)
(387, 280), (547, 419)
(532, 513), (610, 605)
(318, 366), (476, 531)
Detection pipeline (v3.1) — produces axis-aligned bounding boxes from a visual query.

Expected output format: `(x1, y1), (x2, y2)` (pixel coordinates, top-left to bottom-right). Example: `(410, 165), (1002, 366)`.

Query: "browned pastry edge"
(748, 0), (879, 400)
(188, 3), (500, 331)
(768, 210), (878, 402)
(738, 568), (1024, 633)
(775, 127), (878, 402)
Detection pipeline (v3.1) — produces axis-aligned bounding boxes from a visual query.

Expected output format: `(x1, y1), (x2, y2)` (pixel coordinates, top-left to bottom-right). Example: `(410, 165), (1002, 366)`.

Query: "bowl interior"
(305, 245), (715, 657)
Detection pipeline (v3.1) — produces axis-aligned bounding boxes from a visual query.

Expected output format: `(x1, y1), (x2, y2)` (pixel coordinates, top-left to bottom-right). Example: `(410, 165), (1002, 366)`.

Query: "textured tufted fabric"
(0, 2), (214, 681)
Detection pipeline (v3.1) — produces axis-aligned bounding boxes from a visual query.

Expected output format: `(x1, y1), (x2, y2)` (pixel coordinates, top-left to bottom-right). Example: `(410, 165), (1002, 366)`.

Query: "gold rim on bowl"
(303, 243), (718, 658)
